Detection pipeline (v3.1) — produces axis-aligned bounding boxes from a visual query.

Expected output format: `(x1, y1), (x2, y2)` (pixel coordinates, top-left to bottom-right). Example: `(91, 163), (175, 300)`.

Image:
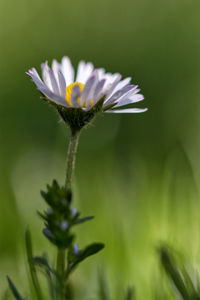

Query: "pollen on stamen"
(66, 82), (84, 106)
(66, 82), (94, 107)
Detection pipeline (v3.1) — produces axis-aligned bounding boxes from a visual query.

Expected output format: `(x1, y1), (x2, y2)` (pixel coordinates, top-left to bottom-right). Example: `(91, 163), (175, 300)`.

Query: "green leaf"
(66, 243), (104, 276)
(73, 216), (94, 225)
(7, 276), (24, 300)
(78, 243), (105, 261)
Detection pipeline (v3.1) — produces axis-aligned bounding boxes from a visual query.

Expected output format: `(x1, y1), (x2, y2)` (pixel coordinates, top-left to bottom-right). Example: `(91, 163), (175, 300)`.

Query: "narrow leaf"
(73, 216), (94, 225)
(66, 243), (104, 276)
(25, 228), (43, 300)
(159, 246), (190, 300)
(7, 276), (24, 300)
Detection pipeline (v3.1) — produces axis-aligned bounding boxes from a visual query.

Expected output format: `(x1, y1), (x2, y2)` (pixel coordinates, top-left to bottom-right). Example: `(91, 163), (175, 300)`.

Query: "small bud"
(60, 220), (69, 231)
(46, 208), (53, 215)
(43, 228), (55, 240)
(71, 208), (78, 218)
(73, 244), (79, 255)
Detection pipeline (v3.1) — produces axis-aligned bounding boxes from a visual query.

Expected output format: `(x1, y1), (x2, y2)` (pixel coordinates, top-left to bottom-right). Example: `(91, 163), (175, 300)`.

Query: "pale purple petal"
(39, 87), (68, 107)
(27, 68), (68, 106)
(27, 68), (45, 90)
(80, 75), (96, 106)
(85, 70), (99, 107)
(92, 79), (106, 104)
(104, 74), (122, 102)
(58, 71), (67, 97)
(71, 85), (81, 108)
(48, 69), (60, 94)
(103, 85), (137, 107)
(112, 77), (132, 94)
(113, 94), (144, 108)
(105, 108), (148, 113)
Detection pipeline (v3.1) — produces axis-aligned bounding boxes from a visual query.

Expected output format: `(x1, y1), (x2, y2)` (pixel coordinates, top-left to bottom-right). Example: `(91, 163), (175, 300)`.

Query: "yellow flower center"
(66, 82), (84, 106)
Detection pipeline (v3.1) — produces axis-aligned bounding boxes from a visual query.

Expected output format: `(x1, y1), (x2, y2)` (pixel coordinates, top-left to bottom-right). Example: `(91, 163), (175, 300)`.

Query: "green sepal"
(103, 102), (117, 112)
(7, 276), (24, 300)
(57, 97), (105, 132)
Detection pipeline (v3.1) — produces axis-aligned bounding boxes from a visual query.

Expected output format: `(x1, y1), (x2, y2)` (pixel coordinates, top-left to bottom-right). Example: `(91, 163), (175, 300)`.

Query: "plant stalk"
(65, 129), (81, 192)
(56, 128), (81, 299)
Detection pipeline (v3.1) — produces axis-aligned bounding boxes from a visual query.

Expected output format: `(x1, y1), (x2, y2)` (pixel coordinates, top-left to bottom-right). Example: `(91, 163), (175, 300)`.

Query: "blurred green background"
(1, 0), (200, 298)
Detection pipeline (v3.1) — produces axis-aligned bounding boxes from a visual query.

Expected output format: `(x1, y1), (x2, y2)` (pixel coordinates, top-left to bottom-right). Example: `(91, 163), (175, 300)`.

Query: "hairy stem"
(65, 129), (81, 192)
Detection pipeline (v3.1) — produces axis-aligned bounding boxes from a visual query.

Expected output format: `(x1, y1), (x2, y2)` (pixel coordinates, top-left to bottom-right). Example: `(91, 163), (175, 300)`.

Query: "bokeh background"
(1, 0), (200, 298)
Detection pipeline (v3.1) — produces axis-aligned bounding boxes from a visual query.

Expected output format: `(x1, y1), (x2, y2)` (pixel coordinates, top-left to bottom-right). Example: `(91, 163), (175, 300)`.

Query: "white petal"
(113, 95), (144, 108)
(105, 108), (148, 113)
(41, 62), (52, 91)
(82, 62), (94, 84)
(61, 56), (74, 86)
(113, 77), (131, 94)
(52, 59), (60, 81)
(104, 85), (136, 107)
(97, 68), (106, 79)
(71, 85), (81, 108)
(76, 61), (94, 84)
(76, 60), (85, 83)
(104, 74), (122, 101)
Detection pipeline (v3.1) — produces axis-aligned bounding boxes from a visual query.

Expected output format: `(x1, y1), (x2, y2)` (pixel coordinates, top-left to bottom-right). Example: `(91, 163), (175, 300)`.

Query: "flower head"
(27, 57), (147, 130)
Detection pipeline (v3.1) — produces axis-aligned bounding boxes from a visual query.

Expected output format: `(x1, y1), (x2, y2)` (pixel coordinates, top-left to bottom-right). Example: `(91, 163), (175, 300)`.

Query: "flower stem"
(57, 248), (65, 299)
(65, 129), (81, 192)
(56, 129), (80, 299)
(56, 248), (65, 278)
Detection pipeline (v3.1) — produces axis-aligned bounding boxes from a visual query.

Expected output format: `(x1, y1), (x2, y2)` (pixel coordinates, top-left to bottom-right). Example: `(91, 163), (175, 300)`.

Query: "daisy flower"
(26, 56), (147, 114)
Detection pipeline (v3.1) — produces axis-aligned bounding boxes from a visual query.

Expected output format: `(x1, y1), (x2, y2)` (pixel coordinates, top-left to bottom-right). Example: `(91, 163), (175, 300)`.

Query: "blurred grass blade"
(125, 287), (135, 300)
(181, 265), (197, 297)
(7, 276), (24, 300)
(98, 270), (109, 300)
(159, 246), (190, 300)
(25, 228), (43, 300)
